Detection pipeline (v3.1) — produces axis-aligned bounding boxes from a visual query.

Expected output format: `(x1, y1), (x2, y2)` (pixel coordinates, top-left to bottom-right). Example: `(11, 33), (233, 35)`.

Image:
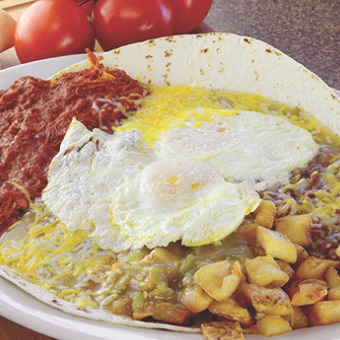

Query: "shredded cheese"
(0, 84), (339, 313)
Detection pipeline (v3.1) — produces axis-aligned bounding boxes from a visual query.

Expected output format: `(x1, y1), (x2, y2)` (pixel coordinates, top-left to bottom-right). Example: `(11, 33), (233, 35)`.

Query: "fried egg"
(43, 119), (260, 252)
(43, 87), (320, 252)
(43, 119), (157, 251)
(154, 110), (320, 190)
(108, 158), (259, 250)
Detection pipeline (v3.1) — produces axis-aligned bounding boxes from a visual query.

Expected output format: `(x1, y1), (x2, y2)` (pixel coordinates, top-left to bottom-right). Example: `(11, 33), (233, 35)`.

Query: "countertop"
(204, 0), (339, 89)
(0, 0), (339, 339)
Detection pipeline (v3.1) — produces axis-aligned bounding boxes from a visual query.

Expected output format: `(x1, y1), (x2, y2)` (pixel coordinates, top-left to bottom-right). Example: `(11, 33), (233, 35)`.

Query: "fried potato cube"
(328, 287), (340, 300)
(256, 226), (297, 263)
(295, 244), (309, 266)
(275, 214), (312, 246)
(150, 301), (191, 325)
(327, 267), (340, 300)
(194, 260), (244, 302)
(326, 266), (340, 288)
(306, 300), (340, 326)
(141, 247), (181, 264)
(276, 259), (295, 280)
(111, 298), (132, 317)
(252, 244), (266, 257)
(201, 321), (245, 340)
(235, 223), (259, 246)
(255, 315), (292, 336)
(288, 279), (328, 306)
(336, 245), (340, 257)
(241, 283), (293, 316)
(209, 298), (254, 327)
(244, 255), (289, 287)
(179, 285), (213, 313)
(295, 257), (340, 280)
(253, 200), (276, 229)
(291, 306), (309, 330)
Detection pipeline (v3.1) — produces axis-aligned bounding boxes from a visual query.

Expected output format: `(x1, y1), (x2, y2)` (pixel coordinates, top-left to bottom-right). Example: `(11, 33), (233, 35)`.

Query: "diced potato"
(141, 247), (181, 264)
(295, 244), (309, 266)
(235, 223), (258, 246)
(291, 306), (309, 330)
(201, 321), (245, 340)
(244, 255), (289, 287)
(325, 266), (340, 288)
(252, 244), (266, 257)
(276, 260), (295, 280)
(306, 300), (340, 325)
(275, 214), (312, 246)
(194, 261), (244, 302)
(328, 287), (340, 300)
(179, 285), (213, 313)
(132, 303), (153, 320)
(288, 279), (328, 306)
(255, 315), (292, 336)
(295, 257), (340, 280)
(209, 298), (254, 327)
(241, 283), (293, 316)
(150, 301), (191, 325)
(111, 298), (132, 317)
(256, 226), (297, 263)
(336, 245), (340, 257)
(253, 200), (276, 229)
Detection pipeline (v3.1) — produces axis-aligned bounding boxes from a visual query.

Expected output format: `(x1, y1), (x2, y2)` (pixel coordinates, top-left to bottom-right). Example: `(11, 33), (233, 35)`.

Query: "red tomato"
(15, 0), (95, 63)
(92, 0), (175, 51)
(73, 0), (95, 17)
(166, 0), (213, 34)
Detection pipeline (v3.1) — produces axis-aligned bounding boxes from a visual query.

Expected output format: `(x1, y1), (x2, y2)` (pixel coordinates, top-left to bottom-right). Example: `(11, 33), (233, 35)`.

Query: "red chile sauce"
(0, 64), (149, 232)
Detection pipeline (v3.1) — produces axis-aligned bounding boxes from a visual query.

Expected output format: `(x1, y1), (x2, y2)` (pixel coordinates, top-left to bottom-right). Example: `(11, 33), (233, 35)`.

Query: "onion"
(0, 10), (16, 53)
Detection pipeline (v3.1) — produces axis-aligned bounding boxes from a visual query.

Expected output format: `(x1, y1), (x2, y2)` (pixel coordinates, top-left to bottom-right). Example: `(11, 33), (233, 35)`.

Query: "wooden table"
(0, 317), (54, 340)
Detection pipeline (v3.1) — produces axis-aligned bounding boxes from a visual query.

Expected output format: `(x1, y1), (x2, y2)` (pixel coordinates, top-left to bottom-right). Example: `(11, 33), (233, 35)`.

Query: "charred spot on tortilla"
(52, 299), (62, 307)
(165, 36), (176, 43)
(147, 39), (157, 47)
(164, 49), (173, 58)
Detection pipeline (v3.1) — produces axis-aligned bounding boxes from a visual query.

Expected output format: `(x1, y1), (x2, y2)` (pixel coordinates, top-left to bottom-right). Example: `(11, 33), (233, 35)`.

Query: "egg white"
(43, 119), (260, 252)
(43, 103), (319, 252)
(43, 119), (156, 240)
(108, 158), (260, 250)
(154, 110), (319, 190)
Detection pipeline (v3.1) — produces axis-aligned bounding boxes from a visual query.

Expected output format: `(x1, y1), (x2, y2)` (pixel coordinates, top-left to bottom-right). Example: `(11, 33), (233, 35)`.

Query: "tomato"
(73, 0), (95, 17)
(166, 0), (213, 34)
(92, 0), (175, 51)
(15, 0), (95, 63)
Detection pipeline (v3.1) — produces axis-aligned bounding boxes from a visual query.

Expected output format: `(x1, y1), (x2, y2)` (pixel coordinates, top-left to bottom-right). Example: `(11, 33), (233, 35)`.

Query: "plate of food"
(0, 33), (339, 340)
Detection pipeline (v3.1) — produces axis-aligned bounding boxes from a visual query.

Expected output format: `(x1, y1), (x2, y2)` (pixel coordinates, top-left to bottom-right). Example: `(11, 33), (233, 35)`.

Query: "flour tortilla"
(54, 32), (340, 136)
(0, 32), (339, 334)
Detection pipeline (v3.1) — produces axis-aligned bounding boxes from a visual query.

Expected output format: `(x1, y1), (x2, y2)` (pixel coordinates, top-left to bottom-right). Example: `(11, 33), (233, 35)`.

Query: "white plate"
(0, 56), (339, 340)
(0, 54), (89, 90)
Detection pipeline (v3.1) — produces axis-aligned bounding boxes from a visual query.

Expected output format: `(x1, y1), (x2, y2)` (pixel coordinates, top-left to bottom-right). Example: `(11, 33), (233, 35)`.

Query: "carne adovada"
(0, 52), (149, 231)
(0, 33), (339, 339)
